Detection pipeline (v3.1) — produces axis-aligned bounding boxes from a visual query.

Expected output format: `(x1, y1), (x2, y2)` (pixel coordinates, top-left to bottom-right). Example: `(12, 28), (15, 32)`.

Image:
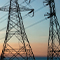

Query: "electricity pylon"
(44, 0), (60, 60)
(0, 0), (35, 60)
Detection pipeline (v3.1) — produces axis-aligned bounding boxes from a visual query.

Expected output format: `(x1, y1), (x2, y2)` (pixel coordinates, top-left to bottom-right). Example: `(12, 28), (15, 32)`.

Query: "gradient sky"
(0, 0), (60, 57)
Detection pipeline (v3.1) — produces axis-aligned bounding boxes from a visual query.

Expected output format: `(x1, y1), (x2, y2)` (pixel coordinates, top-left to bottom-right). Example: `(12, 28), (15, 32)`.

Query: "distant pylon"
(44, 0), (60, 60)
(0, 0), (35, 60)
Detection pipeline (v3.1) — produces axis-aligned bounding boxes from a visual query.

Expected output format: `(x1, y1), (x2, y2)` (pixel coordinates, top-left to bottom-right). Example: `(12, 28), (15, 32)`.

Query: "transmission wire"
(0, 18), (48, 40)
(0, 27), (6, 31)
(0, 0), (35, 21)
(0, 14), (7, 20)
(25, 18), (48, 29)
(3, 1), (9, 6)
(0, 5), (47, 40)
(0, 18), (7, 23)
(23, 5), (46, 19)
(0, 5), (46, 25)
(0, 1), (47, 40)
(0, 5), (46, 32)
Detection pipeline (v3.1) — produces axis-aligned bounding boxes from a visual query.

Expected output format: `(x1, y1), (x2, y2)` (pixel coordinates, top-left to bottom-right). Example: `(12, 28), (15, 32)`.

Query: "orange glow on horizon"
(0, 43), (47, 57)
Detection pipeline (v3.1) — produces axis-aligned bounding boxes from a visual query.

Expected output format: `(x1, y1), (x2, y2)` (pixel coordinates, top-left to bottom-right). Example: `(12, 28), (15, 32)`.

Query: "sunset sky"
(0, 0), (60, 57)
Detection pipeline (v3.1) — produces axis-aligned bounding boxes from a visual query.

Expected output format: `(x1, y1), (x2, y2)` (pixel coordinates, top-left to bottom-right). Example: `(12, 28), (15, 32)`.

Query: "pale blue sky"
(0, 0), (60, 44)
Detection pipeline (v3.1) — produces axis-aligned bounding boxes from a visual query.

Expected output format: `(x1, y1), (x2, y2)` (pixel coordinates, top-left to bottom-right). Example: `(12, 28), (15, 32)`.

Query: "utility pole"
(44, 0), (60, 60)
(0, 0), (35, 60)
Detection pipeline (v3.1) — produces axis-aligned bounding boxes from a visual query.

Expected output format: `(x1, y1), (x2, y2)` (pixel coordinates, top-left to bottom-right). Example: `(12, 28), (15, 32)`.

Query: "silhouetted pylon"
(44, 0), (60, 60)
(0, 0), (35, 60)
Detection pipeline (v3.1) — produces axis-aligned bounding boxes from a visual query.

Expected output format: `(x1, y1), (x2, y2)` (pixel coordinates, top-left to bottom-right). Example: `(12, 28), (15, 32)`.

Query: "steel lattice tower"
(0, 0), (35, 60)
(44, 0), (60, 60)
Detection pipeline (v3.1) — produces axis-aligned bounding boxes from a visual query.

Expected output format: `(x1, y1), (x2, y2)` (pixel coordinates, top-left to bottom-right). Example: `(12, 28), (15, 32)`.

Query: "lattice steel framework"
(1, 0), (35, 60)
(44, 0), (60, 60)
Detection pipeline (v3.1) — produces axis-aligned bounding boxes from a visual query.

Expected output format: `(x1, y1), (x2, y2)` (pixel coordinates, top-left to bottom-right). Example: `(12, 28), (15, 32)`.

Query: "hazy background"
(0, 0), (60, 57)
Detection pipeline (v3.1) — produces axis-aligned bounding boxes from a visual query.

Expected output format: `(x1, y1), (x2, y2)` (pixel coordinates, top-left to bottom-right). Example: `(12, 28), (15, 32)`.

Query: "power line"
(0, 0), (46, 20)
(25, 18), (48, 29)
(0, 6), (48, 39)
(35, 5), (46, 13)
(0, 1), (46, 23)
(0, 14), (7, 20)
(0, 18), (48, 40)
(19, 0), (35, 6)
(0, 1), (10, 21)
(0, 27), (6, 31)
(0, 5), (47, 32)
(0, 18), (7, 23)
(22, 5), (47, 19)
(0, 0), (30, 21)
(0, 0), (35, 22)
(0, 18), (47, 32)
(2, 1), (9, 7)
(0, 5), (46, 24)
(25, 0), (35, 8)
(0, 0), (47, 40)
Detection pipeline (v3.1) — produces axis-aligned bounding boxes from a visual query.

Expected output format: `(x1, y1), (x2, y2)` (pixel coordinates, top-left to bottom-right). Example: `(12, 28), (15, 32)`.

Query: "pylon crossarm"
(0, 6), (34, 17)
(0, 5), (34, 12)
